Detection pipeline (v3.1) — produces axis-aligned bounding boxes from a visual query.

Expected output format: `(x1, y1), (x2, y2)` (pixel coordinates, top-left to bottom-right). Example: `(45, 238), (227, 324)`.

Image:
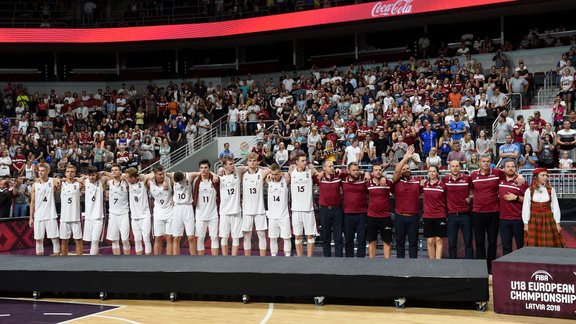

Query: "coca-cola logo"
(371, 0), (413, 17)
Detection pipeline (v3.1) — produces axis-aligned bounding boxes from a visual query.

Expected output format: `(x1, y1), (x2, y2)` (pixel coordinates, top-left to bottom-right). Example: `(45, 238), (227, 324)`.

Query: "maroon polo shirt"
(315, 173), (342, 207)
(366, 178), (394, 218)
(422, 179), (447, 218)
(442, 174), (471, 213)
(342, 175), (368, 214)
(499, 176), (528, 221)
(394, 176), (421, 215)
(470, 167), (503, 213)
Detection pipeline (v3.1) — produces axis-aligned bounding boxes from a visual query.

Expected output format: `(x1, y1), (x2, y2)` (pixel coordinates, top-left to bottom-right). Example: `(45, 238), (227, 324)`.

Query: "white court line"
(59, 305), (127, 324)
(43, 313), (73, 316)
(0, 297), (124, 308)
(0, 314), (10, 317)
(260, 303), (274, 324)
(92, 315), (142, 324)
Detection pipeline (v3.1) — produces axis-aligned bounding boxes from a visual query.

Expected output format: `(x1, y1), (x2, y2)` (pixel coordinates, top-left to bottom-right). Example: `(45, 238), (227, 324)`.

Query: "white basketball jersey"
(150, 177), (174, 220)
(290, 169), (314, 212)
(196, 179), (218, 220)
(173, 174), (194, 205)
(128, 181), (151, 220)
(34, 178), (58, 221)
(108, 179), (129, 215)
(242, 169), (265, 215)
(219, 170), (241, 215)
(84, 179), (104, 220)
(267, 177), (289, 219)
(60, 181), (81, 222)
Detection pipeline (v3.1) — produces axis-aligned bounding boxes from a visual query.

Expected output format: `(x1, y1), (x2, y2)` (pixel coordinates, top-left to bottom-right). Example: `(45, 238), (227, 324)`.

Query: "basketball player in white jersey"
(107, 163), (131, 255)
(266, 163), (292, 257)
(59, 164), (84, 256)
(171, 170), (201, 255)
(217, 157), (246, 256)
(83, 166), (106, 255)
(125, 167), (154, 255)
(148, 165), (174, 255)
(194, 159), (220, 256)
(29, 163), (61, 256)
(242, 153), (271, 256)
(289, 152), (319, 257)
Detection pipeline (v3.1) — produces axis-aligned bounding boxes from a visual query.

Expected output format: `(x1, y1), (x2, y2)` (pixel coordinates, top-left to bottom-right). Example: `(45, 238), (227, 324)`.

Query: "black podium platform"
(0, 255), (488, 305)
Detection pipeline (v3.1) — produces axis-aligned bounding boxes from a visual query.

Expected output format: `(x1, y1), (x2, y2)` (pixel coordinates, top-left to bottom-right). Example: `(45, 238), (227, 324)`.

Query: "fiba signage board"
(0, 0), (515, 44)
(493, 260), (576, 319)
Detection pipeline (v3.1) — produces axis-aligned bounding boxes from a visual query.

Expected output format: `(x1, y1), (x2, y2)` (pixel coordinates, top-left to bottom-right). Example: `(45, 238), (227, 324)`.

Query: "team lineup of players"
(30, 146), (527, 270)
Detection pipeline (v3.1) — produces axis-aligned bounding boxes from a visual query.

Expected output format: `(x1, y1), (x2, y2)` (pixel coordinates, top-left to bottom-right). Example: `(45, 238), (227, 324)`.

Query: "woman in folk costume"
(521, 168), (564, 247)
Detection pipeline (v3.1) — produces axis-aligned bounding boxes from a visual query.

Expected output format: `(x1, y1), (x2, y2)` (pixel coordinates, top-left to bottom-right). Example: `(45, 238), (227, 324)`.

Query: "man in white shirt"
(522, 120), (540, 152)
(342, 139), (361, 165)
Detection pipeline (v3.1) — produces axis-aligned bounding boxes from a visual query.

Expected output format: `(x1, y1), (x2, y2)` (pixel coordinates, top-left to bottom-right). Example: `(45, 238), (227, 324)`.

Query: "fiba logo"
(531, 270), (553, 282)
(371, 0), (413, 18)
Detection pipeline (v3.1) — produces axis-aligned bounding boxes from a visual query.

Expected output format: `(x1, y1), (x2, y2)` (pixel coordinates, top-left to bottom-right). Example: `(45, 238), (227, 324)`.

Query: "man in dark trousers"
(0, 179), (13, 217)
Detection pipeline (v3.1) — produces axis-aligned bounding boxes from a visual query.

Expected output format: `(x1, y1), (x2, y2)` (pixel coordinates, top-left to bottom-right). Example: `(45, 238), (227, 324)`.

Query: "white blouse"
(522, 186), (561, 224)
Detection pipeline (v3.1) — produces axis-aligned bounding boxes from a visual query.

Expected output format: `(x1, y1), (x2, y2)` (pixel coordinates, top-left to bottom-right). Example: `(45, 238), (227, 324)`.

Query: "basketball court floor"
(0, 294), (573, 324)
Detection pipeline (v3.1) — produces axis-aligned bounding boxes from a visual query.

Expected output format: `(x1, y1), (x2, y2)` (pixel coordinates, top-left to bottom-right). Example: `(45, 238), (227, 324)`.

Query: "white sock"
(144, 241), (152, 254)
(135, 241), (143, 253)
(257, 230), (267, 251)
(210, 237), (219, 249)
(284, 239), (292, 257)
(51, 238), (60, 253)
(270, 238), (278, 256)
(36, 241), (44, 255)
(90, 241), (99, 255)
(197, 237), (205, 251)
(243, 232), (252, 252)
(122, 240), (131, 254)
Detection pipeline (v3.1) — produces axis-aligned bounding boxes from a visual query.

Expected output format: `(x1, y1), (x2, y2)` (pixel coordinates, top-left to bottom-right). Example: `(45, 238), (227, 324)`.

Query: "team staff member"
(420, 165), (447, 259)
(341, 162), (368, 258)
(289, 153), (318, 257)
(498, 160), (528, 255)
(266, 163), (292, 257)
(469, 154), (503, 272)
(443, 160), (473, 259)
(59, 165), (84, 256)
(392, 146), (421, 259)
(315, 160), (344, 257)
(366, 164), (394, 259)
(29, 163), (61, 256)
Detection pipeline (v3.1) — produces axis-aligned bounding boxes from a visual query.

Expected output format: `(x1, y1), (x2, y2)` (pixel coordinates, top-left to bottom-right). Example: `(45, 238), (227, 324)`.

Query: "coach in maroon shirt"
(366, 164), (394, 259)
(469, 153), (503, 272)
(342, 162), (368, 258)
(392, 146), (421, 259)
(443, 160), (473, 259)
(421, 165), (447, 259)
(315, 160), (344, 257)
(498, 160), (528, 256)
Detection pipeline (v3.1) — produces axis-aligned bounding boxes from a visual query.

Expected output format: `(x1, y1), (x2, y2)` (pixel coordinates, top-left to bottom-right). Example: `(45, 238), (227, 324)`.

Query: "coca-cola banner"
(493, 249), (576, 319)
(0, 0), (515, 44)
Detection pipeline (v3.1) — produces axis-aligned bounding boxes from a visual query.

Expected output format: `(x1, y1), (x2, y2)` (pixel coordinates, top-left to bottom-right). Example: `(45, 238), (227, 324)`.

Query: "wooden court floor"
(36, 290), (573, 324)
